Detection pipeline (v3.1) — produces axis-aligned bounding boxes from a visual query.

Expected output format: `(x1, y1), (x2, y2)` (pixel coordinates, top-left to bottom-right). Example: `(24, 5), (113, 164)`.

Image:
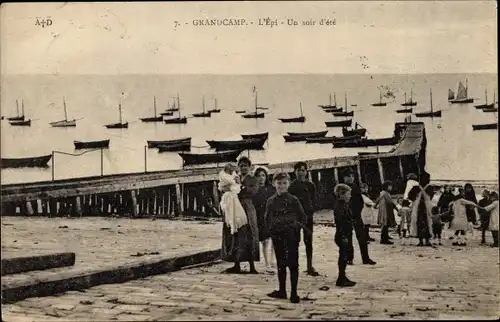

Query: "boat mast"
(153, 96), (157, 117)
(255, 88), (258, 114)
(300, 102), (303, 117)
(485, 88), (488, 105)
(430, 88), (433, 113)
(465, 78), (468, 98)
(379, 89), (382, 104)
(329, 94), (332, 106)
(344, 92), (348, 113)
(21, 99), (25, 116)
(410, 89), (413, 103)
(63, 96), (68, 121)
(177, 94), (181, 117)
(202, 96), (205, 113)
(15, 99), (19, 117)
(118, 103), (123, 124)
(334, 93), (337, 107)
(404, 92), (407, 104)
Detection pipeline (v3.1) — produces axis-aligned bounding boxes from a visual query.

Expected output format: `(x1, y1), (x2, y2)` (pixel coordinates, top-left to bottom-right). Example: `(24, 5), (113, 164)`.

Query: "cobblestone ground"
(1, 216), (222, 283)
(2, 220), (499, 321)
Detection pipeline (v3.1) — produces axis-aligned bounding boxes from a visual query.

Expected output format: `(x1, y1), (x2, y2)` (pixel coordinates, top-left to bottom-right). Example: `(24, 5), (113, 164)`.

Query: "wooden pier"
(0, 122), (428, 217)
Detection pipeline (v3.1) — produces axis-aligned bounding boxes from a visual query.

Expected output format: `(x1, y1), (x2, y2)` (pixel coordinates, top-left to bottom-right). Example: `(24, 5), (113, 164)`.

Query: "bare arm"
(484, 201), (498, 212)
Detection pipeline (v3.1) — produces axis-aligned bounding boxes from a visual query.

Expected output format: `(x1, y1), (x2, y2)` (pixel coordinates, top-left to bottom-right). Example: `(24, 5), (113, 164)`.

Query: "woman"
(374, 181), (398, 245)
(221, 156), (260, 274)
(409, 184), (434, 246)
(253, 166), (276, 273)
(449, 189), (481, 246)
(463, 183), (479, 232)
(485, 191), (499, 247)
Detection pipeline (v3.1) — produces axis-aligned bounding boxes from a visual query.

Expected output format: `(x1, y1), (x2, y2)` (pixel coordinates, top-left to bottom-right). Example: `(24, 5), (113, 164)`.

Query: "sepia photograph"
(1, 1), (498, 320)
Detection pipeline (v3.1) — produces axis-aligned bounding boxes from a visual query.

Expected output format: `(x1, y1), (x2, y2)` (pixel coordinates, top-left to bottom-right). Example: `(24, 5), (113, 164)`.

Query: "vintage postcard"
(1, 1), (498, 320)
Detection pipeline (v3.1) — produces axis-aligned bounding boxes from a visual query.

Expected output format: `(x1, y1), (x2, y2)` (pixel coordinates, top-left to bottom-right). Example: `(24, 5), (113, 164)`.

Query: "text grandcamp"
(192, 18), (248, 26)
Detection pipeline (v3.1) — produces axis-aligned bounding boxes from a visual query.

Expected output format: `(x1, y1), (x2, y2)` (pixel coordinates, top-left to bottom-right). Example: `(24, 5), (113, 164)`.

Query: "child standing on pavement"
(333, 183), (356, 287)
(398, 199), (412, 245)
(265, 172), (306, 303)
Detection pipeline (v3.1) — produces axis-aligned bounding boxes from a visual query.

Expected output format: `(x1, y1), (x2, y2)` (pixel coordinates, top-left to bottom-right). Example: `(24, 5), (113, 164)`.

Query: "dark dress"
(253, 184), (276, 241)
(478, 197), (492, 230)
(221, 175), (260, 262)
(464, 192), (478, 224)
(437, 192), (454, 222)
(409, 185), (432, 239)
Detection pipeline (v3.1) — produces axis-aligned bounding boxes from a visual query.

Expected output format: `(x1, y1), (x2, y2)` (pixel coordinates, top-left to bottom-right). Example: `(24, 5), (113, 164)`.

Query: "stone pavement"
(2, 219), (499, 321)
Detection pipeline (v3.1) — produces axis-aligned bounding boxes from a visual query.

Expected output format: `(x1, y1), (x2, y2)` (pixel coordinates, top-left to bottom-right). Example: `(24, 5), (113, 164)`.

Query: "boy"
(431, 206), (443, 245)
(288, 162), (320, 276)
(265, 172), (306, 303)
(333, 183), (356, 287)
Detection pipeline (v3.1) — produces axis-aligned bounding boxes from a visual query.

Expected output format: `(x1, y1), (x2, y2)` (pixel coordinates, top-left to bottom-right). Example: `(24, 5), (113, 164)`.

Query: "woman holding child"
(220, 157), (260, 274)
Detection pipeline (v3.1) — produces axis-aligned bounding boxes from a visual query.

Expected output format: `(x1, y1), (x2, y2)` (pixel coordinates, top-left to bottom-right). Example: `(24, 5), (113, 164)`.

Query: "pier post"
(75, 197), (83, 216)
(398, 156), (405, 178)
(130, 190), (138, 217)
(175, 183), (184, 215)
(334, 167), (339, 184)
(377, 158), (385, 184)
(26, 200), (34, 216)
(356, 163), (363, 185)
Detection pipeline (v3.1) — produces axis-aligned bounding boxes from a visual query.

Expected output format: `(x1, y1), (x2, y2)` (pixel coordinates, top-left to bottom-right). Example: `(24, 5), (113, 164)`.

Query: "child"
(398, 199), (412, 245)
(484, 191), (499, 247)
(265, 172), (306, 303)
(360, 183), (376, 242)
(450, 191), (481, 246)
(218, 163), (248, 235)
(333, 183), (356, 287)
(395, 197), (404, 237)
(431, 206), (443, 245)
(478, 190), (491, 244)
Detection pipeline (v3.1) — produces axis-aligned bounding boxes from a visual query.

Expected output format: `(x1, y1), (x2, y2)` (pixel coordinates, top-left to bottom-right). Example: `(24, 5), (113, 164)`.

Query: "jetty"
(0, 122), (428, 217)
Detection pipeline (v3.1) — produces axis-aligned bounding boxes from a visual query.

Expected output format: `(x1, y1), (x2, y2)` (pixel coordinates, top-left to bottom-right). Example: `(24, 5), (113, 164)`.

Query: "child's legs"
(261, 239), (273, 267)
(271, 234), (287, 291)
(285, 232), (300, 295)
(335, 233), (350, 279)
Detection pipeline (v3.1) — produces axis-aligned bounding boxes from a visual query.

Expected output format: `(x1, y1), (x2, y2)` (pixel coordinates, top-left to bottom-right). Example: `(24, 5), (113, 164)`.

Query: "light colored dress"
(376, 191), (397, 227)
(218, 171), (248, 234)
(361, 194), (376, 225)
(485, 200), (499, 231)
(450, 198), (477, 231)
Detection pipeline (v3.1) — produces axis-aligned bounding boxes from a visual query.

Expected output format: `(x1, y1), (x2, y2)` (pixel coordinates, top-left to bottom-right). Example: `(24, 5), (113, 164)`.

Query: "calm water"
(0, 74), (497, 184)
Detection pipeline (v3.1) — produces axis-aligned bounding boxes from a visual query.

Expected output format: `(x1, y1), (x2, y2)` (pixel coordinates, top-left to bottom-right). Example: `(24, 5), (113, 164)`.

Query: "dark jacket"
(288, 179), (317, 216)
(333, 199), (353, 236)
(347, 182), (364, 217)
(265, 192), (306, 235)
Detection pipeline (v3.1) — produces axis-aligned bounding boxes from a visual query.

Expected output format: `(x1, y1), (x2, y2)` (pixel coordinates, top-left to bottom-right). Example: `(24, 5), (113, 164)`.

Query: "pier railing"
(1, 122), (428, 218)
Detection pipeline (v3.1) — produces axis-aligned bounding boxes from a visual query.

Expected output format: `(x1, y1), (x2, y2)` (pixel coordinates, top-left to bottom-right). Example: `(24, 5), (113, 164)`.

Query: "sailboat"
(448, 89), (455, 101)
(319, 94), (338, 109)
(401, 89), (417, 106)
(105, 102), (128, 129)
(242, 87), (265, 118)
(160, 102), (174, 116)
(9, 100), (32, 126)
(474, 89), (495, 109)
(192, 96), (212, 117)
(371, 89), (387, 107)
(50, 97), (77, 127)
(7, 100), (25, 121)
(164, 94), (188, 124)
(208, 98), (221, 113)
(449, 79), (474, 104)
(332, 93), (354, 117)
(140, 96), (163, 122)
(278, 102), (306, 123)
(415, 89), (442, 117)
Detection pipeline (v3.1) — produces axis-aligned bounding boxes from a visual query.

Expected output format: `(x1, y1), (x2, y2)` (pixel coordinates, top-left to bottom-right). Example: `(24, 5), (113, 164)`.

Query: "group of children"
(217, 160), (499, 304)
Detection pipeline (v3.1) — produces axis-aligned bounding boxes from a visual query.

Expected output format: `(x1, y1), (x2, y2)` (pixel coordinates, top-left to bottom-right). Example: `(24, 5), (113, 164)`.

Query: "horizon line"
(2, 72), (498, 76)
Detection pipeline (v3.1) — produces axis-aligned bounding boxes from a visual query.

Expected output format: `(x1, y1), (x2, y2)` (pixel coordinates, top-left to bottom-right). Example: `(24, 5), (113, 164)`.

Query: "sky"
(0, 1), (497, 75)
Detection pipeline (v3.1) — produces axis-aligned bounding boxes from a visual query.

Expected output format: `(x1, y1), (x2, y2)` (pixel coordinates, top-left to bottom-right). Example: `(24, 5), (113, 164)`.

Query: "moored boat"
(332, 111), (354, 117)
(395, 107), (413, 113)
(192, 97), (212, 117)
(240, 132), (269, 140)
(318, 93), (338, 109)
(306, 134), (362, 144)
(105, 102), (128, 129)
(50, 97), (78, 127)
(342, 126), (367, 137)
(207, 98), (221, 113)
(1, 154), (52, 168)
(178, 149), (242, 166)
(449, 79), (474, 104)
(164, 95), (188, 124)
(287, 130), (328, 137)
(9, 119), (31, 126)
(332, 136), (399, 148)
(242, 86), (265, 119)
(279, 102), (306, 123)
(414, 89), (442, 118)
(147, 137), (191, 148)
(371, 89), (387, 107)
(235, 110), (246, 114)
(206, 137), (267, 151)
(448, 89), (455, 101)
(157, 141), (191, 152)
(140, 96), (163, 122)
(482, 107), (498, 113)
(74, 139), (110, 149)
(325, 119), (352, 127)
(160, 111), (174, 116)
(475, 89), (495, 109)
(322, 107), (343, 113)
(7, 100), (25, 121)
(284, 131), (328, 142)
(401, 90), (417, 106)
(472, 123), (498, 131)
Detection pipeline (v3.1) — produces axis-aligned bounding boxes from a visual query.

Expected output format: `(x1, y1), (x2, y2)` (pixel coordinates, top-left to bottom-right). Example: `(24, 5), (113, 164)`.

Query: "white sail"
(456, 82), (467, 100)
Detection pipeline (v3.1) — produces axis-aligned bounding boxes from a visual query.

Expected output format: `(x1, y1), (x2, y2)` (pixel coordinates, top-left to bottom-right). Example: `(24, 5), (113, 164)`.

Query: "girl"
(449, 190), (481, 246)
(253, 166), (276, 274)
(478, 190), (491, 244)
(484, 191), (499, 247)
(374, 181), (399, 245)
(360, 183), (376, 242)
(463, 183), (479, 234)
(398, 199), (412, 245)
(219, 163), (247, 234)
